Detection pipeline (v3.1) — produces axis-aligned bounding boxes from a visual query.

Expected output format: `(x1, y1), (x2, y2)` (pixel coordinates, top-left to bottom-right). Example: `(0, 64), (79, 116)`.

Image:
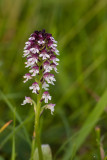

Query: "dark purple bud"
(40, 77), (43, 82)
(40, 98), (44, 102)
(40, 65), (43, 70)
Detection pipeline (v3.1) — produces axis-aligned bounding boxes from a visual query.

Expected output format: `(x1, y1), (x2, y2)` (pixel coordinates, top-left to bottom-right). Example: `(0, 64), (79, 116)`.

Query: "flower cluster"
(21, 29), (59, 114)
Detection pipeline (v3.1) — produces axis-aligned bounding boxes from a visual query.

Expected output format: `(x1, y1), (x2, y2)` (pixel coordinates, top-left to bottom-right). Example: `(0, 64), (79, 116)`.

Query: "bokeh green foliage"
(0, 0), (107, 159)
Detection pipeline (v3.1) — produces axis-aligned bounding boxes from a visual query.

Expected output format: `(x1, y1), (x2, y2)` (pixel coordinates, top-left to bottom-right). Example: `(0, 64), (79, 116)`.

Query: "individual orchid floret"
(25, 54), (38, 68)
(30, 47), (39, 54)
(42, 91), (51, 103)
(29, 66), (39, 76)
(25, 41), (31, 46)
(23, 50), (30, 57)
(29, 37), (35, 40)
(23, 73), (32, 83)
(50, 37), (57, 43)
(43, 61), (52, 73)
(51, 63), (58, 73)
(39, 49), (50, 60)
(50, 55), (59, 65)
(54, 49), (59, 55)
(29, 82), (40, 94)
(21, 96), (33, 105)
(44, 73), (56, 85)
(49, 43), (57, 49)
(45, 104), (55, 115)
(38, 40), (45, 45)
(28, 54), (38, 64)
(42, 82), (49, 90)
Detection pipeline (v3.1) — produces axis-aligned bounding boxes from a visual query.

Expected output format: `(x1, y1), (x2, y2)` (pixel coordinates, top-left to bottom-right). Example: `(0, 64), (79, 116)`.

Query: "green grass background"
(0, 0), (107, 159)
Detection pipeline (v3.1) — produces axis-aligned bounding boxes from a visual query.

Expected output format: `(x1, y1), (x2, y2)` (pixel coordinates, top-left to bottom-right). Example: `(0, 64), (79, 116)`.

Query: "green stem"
(11, 108), (16, 160)
(30, 59), (43, 160)
(30, 131), (36, 160)
(35, 88), (43, 160)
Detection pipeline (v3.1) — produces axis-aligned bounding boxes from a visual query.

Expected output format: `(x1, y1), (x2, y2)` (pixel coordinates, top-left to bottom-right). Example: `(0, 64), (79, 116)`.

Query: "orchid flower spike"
(21, 29), (59, 115)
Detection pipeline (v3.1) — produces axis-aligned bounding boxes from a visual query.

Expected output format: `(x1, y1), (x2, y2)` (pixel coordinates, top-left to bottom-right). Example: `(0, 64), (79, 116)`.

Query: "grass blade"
(0, 90), (31, 146)
(62, 89), (107, 160)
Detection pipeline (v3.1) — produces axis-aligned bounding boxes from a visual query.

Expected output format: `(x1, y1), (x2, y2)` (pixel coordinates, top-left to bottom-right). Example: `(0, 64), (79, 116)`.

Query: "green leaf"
(34, 144), (52, 160)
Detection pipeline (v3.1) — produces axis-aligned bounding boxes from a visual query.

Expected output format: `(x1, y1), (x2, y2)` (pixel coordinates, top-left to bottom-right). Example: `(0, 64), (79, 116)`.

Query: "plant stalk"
(30, 60), (43, 160)
(35, 90), (43, 160)
(30, 131), (36, 160)
(11, 108), (16, 160)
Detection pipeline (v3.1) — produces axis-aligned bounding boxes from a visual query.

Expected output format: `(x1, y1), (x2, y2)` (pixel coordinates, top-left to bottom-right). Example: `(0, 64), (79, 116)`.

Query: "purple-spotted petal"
(29, 82), (40, 94)
(42, 91), (51, 103)
(29, 66), (39, 76)
(23, 73), (32, 83)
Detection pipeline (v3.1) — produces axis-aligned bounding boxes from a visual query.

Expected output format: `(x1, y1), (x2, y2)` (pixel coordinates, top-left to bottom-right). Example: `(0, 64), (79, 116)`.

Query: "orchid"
(21, 29), (59, 160)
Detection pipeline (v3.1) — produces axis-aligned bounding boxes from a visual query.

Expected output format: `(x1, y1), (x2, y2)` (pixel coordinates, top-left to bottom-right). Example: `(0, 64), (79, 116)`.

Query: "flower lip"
(42, 91), (51, 103)
(25, 54), (39, 67)
(29, 66), (39, 76)
(25, 41), (31, 45)
(23, 73), (32, 83)
(50, 55), (59, 65)
(30, 47), (39, 54)
(43, 61), (52, 73)
(51, 63), (58, 73)
(38, 39), (45, 45)
(50, 37), (57, 43)
(45, 103), (55, 114)
(29, 37), (35, 41)
(39, 50), (50, 60)
(42, 82), (49, 90)
(21, 96), (32, 105)
(29, 82), (40, 94)
(43, 73), (56, 85)
(23, 50), (30, 57)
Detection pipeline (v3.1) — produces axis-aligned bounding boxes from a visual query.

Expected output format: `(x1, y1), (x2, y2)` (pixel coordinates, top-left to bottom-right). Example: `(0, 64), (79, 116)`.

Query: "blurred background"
(0, 0), (107, 159)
